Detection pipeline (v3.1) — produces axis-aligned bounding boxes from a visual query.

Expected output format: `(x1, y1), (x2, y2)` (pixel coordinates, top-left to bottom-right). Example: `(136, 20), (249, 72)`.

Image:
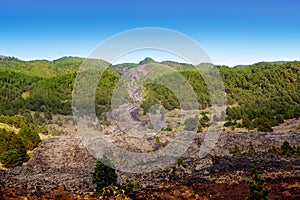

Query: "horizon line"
(0, 54), (298, 68)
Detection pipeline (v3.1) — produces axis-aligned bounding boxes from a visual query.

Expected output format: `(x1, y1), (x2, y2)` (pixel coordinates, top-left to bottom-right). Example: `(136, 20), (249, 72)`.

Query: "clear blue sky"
(1, 0), (300, 66)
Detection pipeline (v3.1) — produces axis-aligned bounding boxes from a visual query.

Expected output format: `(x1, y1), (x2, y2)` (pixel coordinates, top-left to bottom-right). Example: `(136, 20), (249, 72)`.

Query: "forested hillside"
(0, 57), (299, 132)
(141, 61), (300, 131)
(221, 62), (300, 131)
(0, 56), (85, 77)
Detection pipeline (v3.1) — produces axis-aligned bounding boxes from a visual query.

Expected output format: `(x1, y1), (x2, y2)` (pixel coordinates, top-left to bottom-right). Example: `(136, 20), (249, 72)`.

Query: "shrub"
(268, 141), (297, 156)
(268, 145), (281, 154)
(224, 121), (237, 127)
(281, 140), (295, 156)
(0, 129), (10, 154)
(224, 121), (232, 127)
(0, 150), (24, 168)
(286, 161), (294, 171)
(0, 128), (29, 168)
(197, 122), (203, 133)
(176, 157), (183, 165)
(202, 114), (209, 122)
(155, 136), (160, 144)
(93, 156), (118, 191)
(243, 117), (254, 130)
(124, 179), (140, 192)
(161, 124), (172, 131)
(257, 124), (273, 132)
(246, 163), (271, 200)
(275, 114), (284, 124)
(248, 142), (255, 153)
(231, 144), (241, 156)
(18, 126), (41, 151)
(44, 110), (52, 121)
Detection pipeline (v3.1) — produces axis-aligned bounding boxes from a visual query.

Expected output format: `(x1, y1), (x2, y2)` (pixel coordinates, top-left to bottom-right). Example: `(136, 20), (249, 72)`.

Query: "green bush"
(246, 163), (271, 200)
(275, 114), (284, 124)
(199, 117), (210, 128)
(197, 122), (203, 133)
(19, 126), (41, 151)
(224, 121), (237, 127)
(281, 140), (295, 156)
(155, 136), (160, 144)
(243, 117), (254, 130)
(0, 128), (10, 154)
(93, 156), (118, 191)
(231, 144), (241, 156)
(161, 124), (172, 131)
(202, 114), (209, 122)
(257, 124), (273, 132)
(268, 146), (281, 154)
(0, 150), (24, 168)
(286, 161), (294, 171)
(0, 128), (29, 167)
(268, 141), (297, 156)
(248, 142), (255, 153)
(176, 157), (183, 165)
(124, 179), (140, 192)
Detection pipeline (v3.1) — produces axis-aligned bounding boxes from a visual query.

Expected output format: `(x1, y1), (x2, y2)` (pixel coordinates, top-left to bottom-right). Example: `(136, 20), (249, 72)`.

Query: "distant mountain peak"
(139, 57), (156, 65)
(0, 55), (9, 59)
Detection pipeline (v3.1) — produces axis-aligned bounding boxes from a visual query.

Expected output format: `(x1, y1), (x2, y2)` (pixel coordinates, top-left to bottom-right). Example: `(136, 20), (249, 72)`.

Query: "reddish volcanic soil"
(1, 177), (300, 199)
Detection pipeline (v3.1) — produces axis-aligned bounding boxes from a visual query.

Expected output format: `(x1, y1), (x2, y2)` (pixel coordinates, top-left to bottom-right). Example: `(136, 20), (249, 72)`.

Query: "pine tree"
(281, 140), (295, 156)
(93, 156), (118, 191)
(246, 164), (271, 200)
(231, 144), (241, 156)
(19, 126), (41, 150)
(248, 142), (255, 153)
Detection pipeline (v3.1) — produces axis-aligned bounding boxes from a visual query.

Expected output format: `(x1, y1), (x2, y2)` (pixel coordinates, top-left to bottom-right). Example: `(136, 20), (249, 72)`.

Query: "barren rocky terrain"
(0, 130), (299, 199)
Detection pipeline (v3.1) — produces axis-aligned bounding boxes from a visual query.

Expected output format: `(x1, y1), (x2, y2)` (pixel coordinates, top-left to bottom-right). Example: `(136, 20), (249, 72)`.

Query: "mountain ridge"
(1, 55), (297, 70)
